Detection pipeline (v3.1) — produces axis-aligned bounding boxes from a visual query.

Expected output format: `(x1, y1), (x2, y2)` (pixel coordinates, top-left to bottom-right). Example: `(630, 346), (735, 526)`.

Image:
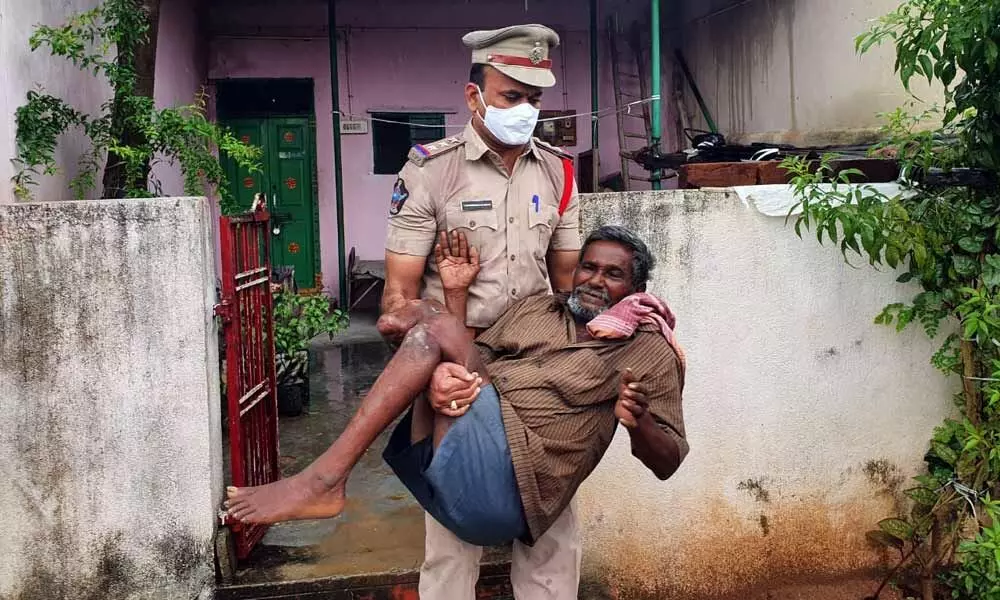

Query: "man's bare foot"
(225, 472), (346, 525)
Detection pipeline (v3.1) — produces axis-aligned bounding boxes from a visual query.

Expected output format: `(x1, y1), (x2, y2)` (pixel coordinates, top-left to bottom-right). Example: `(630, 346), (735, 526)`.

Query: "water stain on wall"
(862, 458), (905, 515)
(9, 532), (209, 600)
(684, 0), (797, 137)
(583, 495), (896, 600)
(737, 478), (771, 503)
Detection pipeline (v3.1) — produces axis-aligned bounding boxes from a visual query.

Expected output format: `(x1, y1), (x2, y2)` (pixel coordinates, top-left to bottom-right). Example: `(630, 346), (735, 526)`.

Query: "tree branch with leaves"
(12, 0), (259, 213)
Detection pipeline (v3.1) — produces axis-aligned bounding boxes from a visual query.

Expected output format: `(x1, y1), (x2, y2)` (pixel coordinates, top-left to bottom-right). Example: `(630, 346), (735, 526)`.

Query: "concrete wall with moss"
(577, 190), (954, 599)
(0, 197), (223, 600)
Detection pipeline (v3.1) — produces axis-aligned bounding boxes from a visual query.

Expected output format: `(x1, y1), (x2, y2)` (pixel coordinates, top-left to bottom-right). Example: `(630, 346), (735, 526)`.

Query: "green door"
(223, 117), (318, 291)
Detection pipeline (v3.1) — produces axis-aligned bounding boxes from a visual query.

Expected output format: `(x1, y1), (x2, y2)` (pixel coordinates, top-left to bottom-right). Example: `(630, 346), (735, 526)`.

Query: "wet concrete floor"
(230, 316), (509, 585)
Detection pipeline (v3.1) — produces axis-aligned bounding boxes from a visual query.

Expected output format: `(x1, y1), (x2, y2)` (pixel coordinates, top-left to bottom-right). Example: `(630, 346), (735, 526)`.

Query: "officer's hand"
(429, 362), (482, 417)
(435, 231), (480, 292)
(615, 368), (649, 429)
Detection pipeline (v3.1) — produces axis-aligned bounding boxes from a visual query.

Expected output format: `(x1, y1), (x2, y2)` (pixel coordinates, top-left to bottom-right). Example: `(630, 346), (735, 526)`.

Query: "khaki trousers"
(418, 498), (581, 599)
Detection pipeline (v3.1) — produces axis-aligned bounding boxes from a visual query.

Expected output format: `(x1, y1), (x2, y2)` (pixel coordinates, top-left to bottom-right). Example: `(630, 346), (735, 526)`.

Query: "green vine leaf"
(866, 529), (905, 550)
(878, 518), (915, 542)
(931, 441), (958, 466)
(953, 255), (978, 278)
(904, 486), (939, 507)
(958, 236), (985, 253)
(983, 255), (1000, 289)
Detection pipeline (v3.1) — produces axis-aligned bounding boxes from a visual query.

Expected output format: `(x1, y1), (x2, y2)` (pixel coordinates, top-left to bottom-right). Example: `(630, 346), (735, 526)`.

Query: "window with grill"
(371, 112), (446, 175)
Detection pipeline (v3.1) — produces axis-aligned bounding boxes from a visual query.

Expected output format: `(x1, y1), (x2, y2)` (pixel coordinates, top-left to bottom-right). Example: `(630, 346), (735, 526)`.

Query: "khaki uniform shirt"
(476, 294), (689, 542)
(385, 122), (582, 329)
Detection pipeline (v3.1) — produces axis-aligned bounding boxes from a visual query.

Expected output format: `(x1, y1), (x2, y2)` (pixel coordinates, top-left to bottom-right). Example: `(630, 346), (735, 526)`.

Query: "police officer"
(381, 23), (583, 600)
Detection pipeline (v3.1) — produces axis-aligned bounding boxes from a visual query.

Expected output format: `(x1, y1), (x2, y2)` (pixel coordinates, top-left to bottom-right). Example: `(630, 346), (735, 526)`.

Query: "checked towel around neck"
(586, 292), (686, 368)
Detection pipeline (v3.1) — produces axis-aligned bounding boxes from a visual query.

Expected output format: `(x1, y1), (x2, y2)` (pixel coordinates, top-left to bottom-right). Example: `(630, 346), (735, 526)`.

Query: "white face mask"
(475, 85), (540, 147)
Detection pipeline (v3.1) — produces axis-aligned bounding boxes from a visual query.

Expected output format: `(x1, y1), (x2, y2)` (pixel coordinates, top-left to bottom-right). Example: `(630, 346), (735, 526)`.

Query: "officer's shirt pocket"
(527, 196), (558, 255)
(446, 202), (503, 263)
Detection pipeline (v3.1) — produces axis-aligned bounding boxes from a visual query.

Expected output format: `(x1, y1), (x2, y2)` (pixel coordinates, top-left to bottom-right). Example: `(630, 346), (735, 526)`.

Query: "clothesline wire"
(332, 95), (662, 130)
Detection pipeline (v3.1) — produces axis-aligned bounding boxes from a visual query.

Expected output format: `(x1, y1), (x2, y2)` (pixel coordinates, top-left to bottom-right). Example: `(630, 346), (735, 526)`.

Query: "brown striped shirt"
(476, 294), (688, 542)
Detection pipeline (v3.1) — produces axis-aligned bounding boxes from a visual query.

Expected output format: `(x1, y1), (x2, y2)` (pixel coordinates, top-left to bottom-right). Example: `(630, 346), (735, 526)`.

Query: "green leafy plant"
(12, 0), (259, 212)
(949, 499), (1000, 600)
(783, 1), (999, 598)
(272, 290), (349, 359)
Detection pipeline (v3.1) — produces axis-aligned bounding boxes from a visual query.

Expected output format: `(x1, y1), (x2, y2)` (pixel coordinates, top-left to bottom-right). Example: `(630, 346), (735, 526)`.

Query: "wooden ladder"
(608, 15), (652, 191)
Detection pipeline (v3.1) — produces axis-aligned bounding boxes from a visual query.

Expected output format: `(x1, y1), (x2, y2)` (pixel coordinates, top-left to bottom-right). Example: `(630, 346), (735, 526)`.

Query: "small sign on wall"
(340, 120), (369, 135)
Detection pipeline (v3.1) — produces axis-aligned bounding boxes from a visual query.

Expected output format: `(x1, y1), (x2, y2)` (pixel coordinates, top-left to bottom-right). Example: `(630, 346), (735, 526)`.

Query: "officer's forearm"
(381, 291), (411, 315)
(382, 252), (425, 314)
(546, 249), (578, 292)
(381, 276), (421, 314)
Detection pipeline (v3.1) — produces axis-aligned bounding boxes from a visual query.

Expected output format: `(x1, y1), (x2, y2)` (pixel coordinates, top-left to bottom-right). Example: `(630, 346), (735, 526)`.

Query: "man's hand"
(435, 231), (480, 292)
(615, 368), (650, 429)
(616, 368), (683, 480)
(429, 362), (483, 417)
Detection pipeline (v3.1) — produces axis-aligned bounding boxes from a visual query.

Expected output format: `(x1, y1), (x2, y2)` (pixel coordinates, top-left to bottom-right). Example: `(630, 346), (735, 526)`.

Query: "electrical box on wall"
(340, 120), (369, 134)
(534, 111), (577, 147)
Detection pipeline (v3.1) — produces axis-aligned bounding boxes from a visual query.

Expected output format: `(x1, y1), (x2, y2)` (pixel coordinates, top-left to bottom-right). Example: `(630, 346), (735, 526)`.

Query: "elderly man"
(226, 227), (688, 564)
(381, 22), (583, 598)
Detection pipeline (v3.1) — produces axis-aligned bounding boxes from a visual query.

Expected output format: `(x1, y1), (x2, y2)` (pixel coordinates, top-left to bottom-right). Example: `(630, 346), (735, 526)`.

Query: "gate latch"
(214, 299), (234, 323)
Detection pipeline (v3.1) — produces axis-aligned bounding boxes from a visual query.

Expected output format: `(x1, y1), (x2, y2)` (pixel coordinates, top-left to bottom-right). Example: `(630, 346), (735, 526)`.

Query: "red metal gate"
(215, 206), (280, 559)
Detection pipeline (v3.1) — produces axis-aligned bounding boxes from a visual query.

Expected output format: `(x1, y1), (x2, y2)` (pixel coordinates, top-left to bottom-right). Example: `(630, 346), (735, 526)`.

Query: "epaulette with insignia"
(407, 136), (465, 167)
(534, 138), (574, 161)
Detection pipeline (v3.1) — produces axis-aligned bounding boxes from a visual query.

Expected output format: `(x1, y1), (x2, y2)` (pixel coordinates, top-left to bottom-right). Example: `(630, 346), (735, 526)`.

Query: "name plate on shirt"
(461, 200), (494, 212)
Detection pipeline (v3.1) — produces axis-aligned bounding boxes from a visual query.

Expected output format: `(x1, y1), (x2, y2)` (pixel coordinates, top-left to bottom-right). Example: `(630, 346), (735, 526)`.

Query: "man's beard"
(567, 285), (611, 322)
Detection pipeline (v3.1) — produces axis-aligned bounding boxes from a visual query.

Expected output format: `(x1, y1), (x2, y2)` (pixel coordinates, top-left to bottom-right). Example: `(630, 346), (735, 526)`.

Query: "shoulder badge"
(534, 138), (574, 161)
(407, 136), (465, 167)
(389, 178), (409, 215)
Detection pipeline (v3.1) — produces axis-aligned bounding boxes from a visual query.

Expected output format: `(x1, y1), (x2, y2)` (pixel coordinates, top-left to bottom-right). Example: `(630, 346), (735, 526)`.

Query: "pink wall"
(204, 0), (656, 294)
(153, 0), (207, 196)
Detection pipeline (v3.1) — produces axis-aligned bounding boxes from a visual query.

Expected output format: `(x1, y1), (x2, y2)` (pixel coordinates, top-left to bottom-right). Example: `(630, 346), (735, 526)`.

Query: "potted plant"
(272, 289), (348, 416)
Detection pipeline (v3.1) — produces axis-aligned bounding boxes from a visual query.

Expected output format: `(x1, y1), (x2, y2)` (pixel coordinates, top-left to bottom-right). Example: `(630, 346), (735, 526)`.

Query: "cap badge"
(529, 45), (545, 65)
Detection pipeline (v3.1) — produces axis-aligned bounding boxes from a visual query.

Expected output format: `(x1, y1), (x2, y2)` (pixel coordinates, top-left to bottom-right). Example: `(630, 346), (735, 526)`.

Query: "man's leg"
(226, 301), (487, 524)
(510, 498), (582, 600)
(419, 512), (483, 600)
